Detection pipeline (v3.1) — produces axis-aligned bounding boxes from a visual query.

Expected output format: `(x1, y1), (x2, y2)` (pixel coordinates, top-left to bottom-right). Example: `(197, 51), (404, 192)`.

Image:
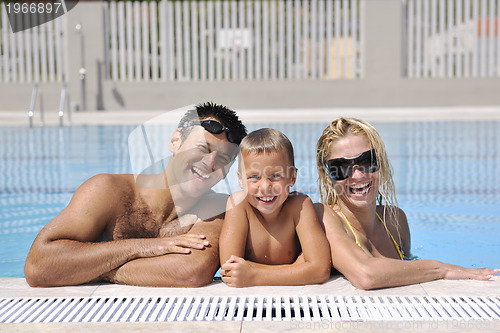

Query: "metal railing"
(0, 2), (67, 83)
(28, 83), (43, 128)
(405, 0), (500, 78)
(104, 0), (365, 82)
(58, 83), (71, 127)
(28, 83), (71, 127)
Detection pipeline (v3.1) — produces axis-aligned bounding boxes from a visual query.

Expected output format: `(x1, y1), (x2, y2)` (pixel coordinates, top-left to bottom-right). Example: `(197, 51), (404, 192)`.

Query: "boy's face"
(238, 151), (296, 217)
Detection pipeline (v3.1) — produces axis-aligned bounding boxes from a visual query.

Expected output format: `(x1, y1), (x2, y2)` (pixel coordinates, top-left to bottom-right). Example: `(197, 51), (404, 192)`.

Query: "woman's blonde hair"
(316, 118), (398, 221)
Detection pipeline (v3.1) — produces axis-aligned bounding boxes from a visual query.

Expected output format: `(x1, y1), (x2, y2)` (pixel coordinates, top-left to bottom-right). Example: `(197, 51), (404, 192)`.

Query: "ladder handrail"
(29, 83), (71, 127)
(58, 83), (72, 127)
(28, 84), (44, 128)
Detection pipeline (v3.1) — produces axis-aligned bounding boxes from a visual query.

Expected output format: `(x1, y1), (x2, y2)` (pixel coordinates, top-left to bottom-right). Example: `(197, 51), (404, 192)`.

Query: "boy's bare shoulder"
(286, 191), (312, 204)
(230, 190), (247, 201)
(281, 192), (313, 215)
(226, 191), (248, 209)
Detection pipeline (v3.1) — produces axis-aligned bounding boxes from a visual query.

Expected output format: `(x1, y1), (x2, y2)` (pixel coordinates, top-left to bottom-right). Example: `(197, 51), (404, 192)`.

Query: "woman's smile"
(348, 181), (372, 196)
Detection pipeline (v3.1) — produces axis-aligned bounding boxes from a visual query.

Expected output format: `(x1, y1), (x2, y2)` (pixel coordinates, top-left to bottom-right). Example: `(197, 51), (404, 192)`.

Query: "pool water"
(1, 120), (499, 278)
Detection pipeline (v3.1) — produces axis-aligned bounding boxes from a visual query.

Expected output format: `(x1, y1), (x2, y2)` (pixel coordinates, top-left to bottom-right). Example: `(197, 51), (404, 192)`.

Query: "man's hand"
(137, 234), (210, 257)
(220, 255), (257, 288)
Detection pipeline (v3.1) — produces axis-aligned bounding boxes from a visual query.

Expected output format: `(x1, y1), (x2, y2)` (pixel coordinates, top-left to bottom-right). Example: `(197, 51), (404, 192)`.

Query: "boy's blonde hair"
(238, 128), (295, 169)
(316, 118), (398, 225)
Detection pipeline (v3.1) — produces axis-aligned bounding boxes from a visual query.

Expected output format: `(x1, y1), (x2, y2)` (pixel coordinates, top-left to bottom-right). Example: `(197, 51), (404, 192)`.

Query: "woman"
(315, 117), (498, 290)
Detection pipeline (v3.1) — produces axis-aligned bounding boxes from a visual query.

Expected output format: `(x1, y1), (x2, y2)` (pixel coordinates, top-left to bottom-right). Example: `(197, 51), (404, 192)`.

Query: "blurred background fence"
(105, 0), (363, 82)
(0, 0), (499, 111)
(405, 0), (499, 78)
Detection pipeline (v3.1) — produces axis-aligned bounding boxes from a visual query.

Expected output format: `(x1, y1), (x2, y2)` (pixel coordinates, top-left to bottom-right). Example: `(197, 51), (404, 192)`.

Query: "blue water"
(1, 120), (499, 278)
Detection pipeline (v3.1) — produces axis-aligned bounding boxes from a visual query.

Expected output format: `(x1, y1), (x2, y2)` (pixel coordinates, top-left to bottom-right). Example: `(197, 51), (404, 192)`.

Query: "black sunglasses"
(180, 120), (244, 144)
(326, 149), (378, 181)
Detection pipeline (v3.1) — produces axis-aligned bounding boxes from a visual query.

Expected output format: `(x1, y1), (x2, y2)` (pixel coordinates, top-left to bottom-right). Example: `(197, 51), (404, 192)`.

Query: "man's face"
(169, 124), (238, 198)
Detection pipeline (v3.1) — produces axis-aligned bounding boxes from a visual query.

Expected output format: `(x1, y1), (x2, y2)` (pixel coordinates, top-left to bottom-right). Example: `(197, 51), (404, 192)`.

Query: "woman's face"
(326, 132), (380, 209)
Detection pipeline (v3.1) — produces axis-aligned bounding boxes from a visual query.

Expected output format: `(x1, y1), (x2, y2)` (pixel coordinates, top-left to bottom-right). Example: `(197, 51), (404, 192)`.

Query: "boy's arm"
(219, 192), (249, 267)
(221, 195), (331, 287)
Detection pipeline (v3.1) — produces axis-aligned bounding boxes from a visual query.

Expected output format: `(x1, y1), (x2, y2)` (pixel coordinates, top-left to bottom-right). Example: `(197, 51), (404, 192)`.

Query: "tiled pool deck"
(1, 107), (500, 331)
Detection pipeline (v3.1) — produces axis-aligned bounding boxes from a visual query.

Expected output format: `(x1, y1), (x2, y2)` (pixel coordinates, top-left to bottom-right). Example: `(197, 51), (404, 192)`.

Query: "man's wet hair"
(178, 102), (247, 143)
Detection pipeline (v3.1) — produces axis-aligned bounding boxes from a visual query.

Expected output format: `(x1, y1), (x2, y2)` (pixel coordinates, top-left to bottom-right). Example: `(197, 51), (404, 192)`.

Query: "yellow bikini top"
(339, 210), (406, 261)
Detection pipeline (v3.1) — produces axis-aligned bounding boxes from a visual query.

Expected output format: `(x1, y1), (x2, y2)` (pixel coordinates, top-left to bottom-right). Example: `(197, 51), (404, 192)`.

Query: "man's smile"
(192, 166), (210, 180)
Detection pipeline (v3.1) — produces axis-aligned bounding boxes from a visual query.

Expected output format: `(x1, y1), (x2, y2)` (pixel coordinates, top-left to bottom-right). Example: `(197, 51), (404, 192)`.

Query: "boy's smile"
(239, 151), (296, 217)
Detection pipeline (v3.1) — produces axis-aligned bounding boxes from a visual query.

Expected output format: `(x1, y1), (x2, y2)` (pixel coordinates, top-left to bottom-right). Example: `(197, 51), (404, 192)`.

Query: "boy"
(219, 128), (331, 287)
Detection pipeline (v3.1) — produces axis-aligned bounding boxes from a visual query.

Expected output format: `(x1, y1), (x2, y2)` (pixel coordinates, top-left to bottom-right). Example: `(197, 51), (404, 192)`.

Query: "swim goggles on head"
(180, 119), (245, 144)
(325, 149), (378, 181)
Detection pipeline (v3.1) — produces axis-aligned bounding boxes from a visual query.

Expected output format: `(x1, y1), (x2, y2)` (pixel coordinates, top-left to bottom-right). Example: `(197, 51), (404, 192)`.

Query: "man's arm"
(24, 174), (210, 287)
(102, 215), (224, 287)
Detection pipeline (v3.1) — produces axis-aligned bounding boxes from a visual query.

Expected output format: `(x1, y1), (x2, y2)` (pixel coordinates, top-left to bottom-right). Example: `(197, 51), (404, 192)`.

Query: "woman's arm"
(221, 195), (331, 287)
(316, 204), (498, 290)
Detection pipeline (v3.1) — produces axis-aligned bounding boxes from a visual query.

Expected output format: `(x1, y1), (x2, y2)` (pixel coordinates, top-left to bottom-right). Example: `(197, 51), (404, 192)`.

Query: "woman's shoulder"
(376, 205), (407, 222)
(313, 203), (343, 225)
(376, 205), (411, 252)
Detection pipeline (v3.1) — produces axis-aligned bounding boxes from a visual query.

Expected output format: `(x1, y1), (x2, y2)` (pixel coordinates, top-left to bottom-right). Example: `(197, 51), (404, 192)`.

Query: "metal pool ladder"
(28, 83), (71, 128)
(1, 295), (499, 323)
(28, 83), (43, 128)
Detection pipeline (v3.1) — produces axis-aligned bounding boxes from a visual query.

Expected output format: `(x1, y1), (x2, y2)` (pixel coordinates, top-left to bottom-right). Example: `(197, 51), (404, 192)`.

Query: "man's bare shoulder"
(80, 173), (136, 197)
(71, 174), (139, 215)
(189, 190), (231, 221)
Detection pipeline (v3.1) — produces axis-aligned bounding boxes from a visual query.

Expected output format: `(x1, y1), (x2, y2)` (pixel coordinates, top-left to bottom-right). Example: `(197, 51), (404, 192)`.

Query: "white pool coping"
(2, 275), (499, 299)
(1, 106), (500, 126)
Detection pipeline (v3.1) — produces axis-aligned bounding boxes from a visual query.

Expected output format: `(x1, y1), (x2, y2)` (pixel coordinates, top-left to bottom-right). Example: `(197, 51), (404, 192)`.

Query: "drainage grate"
(1, 296), (499, 323)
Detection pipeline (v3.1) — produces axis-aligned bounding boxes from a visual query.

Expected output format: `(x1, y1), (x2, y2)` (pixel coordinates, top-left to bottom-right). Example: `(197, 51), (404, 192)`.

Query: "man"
(24, 102), (247, 287)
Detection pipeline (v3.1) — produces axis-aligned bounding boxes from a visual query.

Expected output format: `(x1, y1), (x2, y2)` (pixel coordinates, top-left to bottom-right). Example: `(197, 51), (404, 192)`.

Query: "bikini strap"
(338, 210), (362, 248)
(376, 212), (405, 260)
(338, 209), (406, 261)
